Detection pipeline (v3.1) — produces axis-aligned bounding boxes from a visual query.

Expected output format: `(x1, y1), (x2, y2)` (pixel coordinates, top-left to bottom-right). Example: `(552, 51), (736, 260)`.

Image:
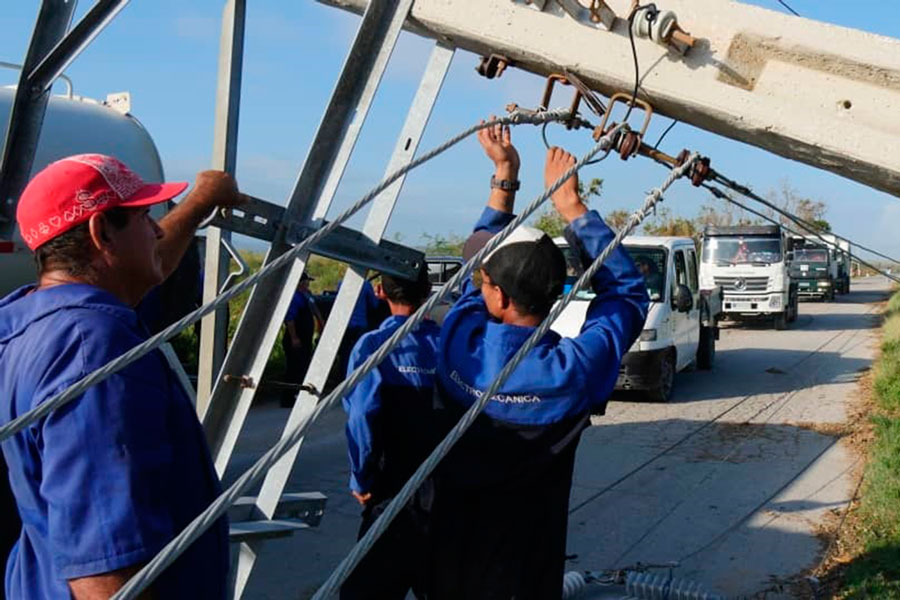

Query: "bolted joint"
(475, 54), (510, 79)
(224, 374), (255, 389)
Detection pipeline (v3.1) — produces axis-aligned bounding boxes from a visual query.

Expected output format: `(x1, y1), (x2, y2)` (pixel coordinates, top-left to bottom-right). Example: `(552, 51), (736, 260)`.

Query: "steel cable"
(710, 173), (900, 266)
(703, 182), (900, 285)
(111, 124), (628, 599)
(0, 108), (573, 444)
(310, 153), (699, 600)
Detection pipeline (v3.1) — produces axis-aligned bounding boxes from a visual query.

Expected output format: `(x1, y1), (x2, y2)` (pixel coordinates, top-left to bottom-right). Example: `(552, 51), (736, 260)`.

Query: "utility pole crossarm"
(318, 0), (900, 198)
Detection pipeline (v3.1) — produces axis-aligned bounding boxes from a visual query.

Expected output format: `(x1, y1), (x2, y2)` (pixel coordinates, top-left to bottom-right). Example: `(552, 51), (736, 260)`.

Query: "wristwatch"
(490, 175), (520, 192)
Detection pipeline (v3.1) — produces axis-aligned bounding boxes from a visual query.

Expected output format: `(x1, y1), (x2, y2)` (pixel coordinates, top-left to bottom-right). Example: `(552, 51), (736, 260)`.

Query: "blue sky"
(2, 1), (899, 258)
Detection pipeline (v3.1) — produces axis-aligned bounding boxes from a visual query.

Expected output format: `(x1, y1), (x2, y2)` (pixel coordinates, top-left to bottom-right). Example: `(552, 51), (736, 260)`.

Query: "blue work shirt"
(0, 284), (229, 599)
(285, 290), (316, 347)
(343, 315), (440, 497)
(427, 207), (648, 599)
(437, 206), (649, 425)
(342, 279), (380, 331)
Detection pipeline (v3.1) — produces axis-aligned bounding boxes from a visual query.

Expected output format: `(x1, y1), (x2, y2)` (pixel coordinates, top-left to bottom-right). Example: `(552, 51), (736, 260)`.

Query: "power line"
(774, 0), (800, 17)
(703, 183), (900, 284)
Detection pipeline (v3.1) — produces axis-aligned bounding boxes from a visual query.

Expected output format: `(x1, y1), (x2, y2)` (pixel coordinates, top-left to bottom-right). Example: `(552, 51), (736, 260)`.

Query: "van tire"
(697, 327), (716, 370)
(647, 351), (675, 403)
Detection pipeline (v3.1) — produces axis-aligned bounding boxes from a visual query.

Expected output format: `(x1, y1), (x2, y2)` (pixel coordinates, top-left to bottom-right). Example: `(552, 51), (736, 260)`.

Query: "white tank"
(0, 86), (166, 296)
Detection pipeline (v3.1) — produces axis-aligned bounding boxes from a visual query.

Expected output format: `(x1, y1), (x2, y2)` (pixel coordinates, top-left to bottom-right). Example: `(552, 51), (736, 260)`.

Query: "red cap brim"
(120, 181), (189, 207)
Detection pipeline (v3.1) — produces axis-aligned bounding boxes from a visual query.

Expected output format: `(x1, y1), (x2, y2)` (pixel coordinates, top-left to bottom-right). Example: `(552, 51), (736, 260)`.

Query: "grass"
(171, 251), (349, 383)
(836, 289), (900, 598)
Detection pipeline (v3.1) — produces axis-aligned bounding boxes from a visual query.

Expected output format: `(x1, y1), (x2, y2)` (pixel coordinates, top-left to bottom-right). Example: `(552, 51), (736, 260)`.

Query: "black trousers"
(340, 497), (429, 600)
(281, 335), (312, 406)
(0, 458), (20, 600)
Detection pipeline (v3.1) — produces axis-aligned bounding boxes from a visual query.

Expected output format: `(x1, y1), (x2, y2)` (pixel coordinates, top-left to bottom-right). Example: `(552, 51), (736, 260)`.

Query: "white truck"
(552, 236), (722, 402)
(0, 83), (167, 297)
(699, 225), (798, 330)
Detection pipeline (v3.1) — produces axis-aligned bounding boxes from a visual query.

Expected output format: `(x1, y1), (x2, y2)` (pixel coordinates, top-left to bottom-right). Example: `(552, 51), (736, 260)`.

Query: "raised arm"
(545, 147), (649, 409)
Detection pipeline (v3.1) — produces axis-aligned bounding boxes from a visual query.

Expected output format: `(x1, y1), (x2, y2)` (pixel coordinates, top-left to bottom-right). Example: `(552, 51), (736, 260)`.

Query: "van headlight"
(639, 329), (657, 342)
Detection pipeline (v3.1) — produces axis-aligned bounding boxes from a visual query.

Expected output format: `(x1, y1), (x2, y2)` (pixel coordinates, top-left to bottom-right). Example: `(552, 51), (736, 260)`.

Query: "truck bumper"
(616, 348), (669, 391)
(721, 293), (784, 316)
(796, 279), (831, 298)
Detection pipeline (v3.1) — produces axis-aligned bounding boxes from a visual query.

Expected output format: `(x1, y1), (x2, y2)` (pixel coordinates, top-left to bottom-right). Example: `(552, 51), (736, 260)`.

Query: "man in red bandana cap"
(0, 154), (244, 599)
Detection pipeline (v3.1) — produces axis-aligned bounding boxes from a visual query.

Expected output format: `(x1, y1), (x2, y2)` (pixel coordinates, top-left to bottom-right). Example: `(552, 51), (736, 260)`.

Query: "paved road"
(225, 276), (891, 599)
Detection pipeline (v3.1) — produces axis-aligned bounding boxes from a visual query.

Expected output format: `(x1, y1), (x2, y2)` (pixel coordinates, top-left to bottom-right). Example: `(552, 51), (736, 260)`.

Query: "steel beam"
(201, 0), (412, 478)
(318, 0), (900, 198)
(214, 3), (420, 594)
(197, 0), (246, 410)
(27, 0), (130, 94)
(234, 42), (454, 599)
(0, 0), (76, 238)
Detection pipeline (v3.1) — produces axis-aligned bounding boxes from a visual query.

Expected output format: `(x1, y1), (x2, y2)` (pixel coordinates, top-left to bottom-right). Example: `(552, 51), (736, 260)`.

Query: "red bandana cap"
(16, 153), (188, 250)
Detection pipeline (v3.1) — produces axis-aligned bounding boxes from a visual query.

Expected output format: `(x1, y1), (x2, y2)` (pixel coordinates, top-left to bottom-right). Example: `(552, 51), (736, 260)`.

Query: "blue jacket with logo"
(343, 315), (440, 500)
(428, 206), (648, 600)
(0, 284), (228, 599)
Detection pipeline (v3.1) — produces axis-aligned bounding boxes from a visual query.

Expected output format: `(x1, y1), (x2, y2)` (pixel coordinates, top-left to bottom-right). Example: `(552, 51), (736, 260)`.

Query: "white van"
(552, 236), (722, 402)
(0, 85), (166, 296)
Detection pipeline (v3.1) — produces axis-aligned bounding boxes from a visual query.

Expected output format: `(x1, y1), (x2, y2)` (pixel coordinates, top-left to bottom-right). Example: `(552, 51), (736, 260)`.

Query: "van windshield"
(702, 236), (782, 265)
(558, 244), (667, 302)
(625, 247), (667, 302)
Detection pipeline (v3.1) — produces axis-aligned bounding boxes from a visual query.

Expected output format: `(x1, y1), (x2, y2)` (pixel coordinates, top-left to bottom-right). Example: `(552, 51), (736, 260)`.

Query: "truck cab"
(787, 236), (836, 301)
(552, 236), (721, 403)
(699, 224), (798, 329)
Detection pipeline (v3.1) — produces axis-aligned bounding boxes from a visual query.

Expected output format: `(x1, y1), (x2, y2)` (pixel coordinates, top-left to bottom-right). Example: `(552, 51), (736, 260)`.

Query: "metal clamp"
(676, 149), (712, 186)
(476, 54), (510, 79)
(541, 74), (584, 130)
(593, 93), (654, 159)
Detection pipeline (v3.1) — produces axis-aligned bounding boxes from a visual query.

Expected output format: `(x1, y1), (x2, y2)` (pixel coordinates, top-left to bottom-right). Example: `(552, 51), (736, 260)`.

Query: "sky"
(2, 0), (899, 259)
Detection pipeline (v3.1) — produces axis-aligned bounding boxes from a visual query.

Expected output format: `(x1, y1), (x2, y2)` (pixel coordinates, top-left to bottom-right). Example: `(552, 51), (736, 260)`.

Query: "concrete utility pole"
(318, 0), (900, 198)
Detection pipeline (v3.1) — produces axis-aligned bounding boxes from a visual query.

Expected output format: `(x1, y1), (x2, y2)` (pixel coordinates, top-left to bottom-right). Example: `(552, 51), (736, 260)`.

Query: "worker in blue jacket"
(428, 123), (649, 599)
(341, 264), (439, 600)
(0, 154), (243, 599)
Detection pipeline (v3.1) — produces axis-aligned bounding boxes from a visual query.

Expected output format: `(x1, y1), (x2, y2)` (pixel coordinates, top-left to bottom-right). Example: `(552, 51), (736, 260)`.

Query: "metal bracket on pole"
(234, 41), (454, 599)
(210, 195), (424, 279)
(198, 0), (246, 412)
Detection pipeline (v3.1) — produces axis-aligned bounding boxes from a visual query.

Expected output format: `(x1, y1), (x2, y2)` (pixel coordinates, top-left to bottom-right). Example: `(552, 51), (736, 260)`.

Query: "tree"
(605, 209), (630, 230)
(766, 179), (831, 232)
(420, 232), (465, 256)
(641, 207), (700, 239)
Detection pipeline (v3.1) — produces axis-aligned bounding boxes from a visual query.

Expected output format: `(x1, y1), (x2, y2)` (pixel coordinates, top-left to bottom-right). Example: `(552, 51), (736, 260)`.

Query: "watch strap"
(490, 175), (521, 192)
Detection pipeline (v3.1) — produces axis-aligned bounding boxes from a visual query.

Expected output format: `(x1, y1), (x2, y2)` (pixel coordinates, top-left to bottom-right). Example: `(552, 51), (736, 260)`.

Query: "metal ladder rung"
(228, 491), (327, 527)
(228, 518), (311, 543)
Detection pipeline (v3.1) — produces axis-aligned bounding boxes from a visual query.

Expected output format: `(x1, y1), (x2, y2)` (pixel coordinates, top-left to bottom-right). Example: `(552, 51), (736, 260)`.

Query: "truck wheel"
(774, 312), (788, 330)
(697, 327), (716, 370)
(647, 352), (675, 403)
(787, 293), (799, 323)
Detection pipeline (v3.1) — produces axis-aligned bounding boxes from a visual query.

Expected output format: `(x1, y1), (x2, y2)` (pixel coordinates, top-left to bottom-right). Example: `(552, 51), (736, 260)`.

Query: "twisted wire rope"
(0, 109), (572, 444)
(111, 122), (627, 599)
